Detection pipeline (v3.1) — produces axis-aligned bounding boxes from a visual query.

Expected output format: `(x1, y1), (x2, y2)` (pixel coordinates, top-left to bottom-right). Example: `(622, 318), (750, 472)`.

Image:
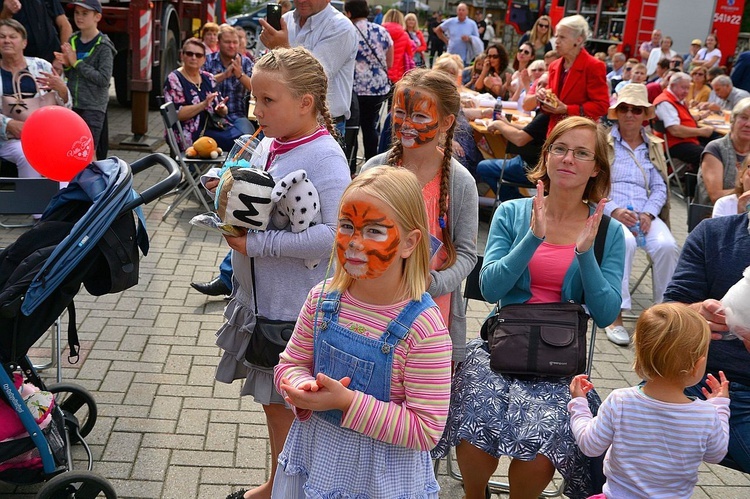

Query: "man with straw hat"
(603, 83), (679, 346)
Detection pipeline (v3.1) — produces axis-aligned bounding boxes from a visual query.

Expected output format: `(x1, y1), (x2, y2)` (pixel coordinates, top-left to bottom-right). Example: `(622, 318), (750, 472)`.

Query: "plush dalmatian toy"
(271, 169), (322, 269)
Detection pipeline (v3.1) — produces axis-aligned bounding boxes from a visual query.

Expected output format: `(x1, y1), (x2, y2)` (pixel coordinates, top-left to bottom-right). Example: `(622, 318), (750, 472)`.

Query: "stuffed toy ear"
(216, 168), (275, 230)
(271, 170), (308, 203)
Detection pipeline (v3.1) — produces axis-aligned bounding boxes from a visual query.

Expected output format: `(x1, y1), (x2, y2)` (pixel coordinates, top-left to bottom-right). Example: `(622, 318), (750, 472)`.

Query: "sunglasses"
(617, 105), (645, 115)
(487, 54), (500, 59)
(624, 67), (633, 71)
(538, 23), (550, 28)
(519, 49), (532, 55)
(183, 50), (205, 58)
(694, 72), (706, 76)
(670, 60), (682, 65)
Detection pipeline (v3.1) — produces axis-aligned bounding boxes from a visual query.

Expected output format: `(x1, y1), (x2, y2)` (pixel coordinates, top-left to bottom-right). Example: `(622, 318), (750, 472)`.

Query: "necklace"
(181, 69), (202, 91)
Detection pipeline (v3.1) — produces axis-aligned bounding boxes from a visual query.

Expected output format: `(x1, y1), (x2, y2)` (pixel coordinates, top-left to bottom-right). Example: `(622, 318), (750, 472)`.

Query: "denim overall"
(314, 290), (436, 426)
(272, 290), (441, 499)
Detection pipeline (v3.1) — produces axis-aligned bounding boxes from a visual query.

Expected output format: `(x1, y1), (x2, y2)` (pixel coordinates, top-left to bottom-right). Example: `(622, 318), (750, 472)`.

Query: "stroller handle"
(122, 153), (181, 212)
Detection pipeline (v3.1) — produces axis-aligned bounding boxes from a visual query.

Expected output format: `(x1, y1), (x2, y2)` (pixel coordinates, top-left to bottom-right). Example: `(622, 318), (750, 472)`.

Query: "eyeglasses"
(538, 23), (549, 28)
(616, 105), (645, 116)
(624, 66), (633, 71)
(487, 54), (500, 59)
(183, 50), (205, 58)
(548, 144), (596, 161)
(519, 49), (532, 55)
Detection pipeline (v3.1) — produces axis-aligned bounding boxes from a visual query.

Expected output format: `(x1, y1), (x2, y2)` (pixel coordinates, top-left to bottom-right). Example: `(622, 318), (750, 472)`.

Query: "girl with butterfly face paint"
(363, 68), (479, 365)
(273, 167), (452, 498)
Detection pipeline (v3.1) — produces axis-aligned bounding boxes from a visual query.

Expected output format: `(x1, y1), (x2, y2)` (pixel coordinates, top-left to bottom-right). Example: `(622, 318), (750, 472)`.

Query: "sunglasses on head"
(617, 105), (645, 115)
(519, 49), (532, 55)
(183, 50), (205, 58)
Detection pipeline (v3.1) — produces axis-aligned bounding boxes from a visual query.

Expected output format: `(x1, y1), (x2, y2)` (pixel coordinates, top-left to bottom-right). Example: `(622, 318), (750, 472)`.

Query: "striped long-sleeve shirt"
(568, 386), (730, 498)
(274, 282), (452, 451)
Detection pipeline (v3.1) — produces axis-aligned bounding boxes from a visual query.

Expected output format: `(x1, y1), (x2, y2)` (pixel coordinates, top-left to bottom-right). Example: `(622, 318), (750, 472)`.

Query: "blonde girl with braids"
(211, 46), (350, 499)
(272, 166), (452, 498)
(363, 68), (478, 364)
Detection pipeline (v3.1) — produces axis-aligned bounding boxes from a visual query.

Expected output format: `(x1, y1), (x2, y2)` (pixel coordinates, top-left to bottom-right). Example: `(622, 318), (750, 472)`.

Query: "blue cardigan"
(480, 198), (625, 327)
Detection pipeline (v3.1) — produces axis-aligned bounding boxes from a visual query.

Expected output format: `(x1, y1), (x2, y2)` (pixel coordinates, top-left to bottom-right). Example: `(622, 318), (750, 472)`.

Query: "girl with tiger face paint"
(393, 88), (441, 149)
(362, 68), (479, 368)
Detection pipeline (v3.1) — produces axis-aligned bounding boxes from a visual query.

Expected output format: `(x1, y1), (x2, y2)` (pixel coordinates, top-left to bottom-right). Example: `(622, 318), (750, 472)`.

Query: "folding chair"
(651, 119), (689, 200)
(682, 172), (713, 233)
(159, 101), (225, 220)
(0, 177), (59, 228)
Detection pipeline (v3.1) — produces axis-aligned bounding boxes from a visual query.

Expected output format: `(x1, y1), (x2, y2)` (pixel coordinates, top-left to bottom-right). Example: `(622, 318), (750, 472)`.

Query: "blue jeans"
(476, 156), (534, 202)
(219, 251), (232, 290)
(685, 378), (750, 472)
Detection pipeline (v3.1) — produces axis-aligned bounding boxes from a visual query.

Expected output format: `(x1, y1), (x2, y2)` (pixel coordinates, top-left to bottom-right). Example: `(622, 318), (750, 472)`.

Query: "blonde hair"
(253, 47), (336, 137)
(218, 23), (239, 41)
(202, 22), (220, 35)
(432, 53), (464, 83)
(735, 156), (750, 196)
(633, 303), (711, 381)
(530, 15), (553, 45)
(386, 68), (460, 270)
(527, 116), (611, 202)
(328, 167), (430, 301)
(404, 12), (419, 31)
(383, 9), (405, 27)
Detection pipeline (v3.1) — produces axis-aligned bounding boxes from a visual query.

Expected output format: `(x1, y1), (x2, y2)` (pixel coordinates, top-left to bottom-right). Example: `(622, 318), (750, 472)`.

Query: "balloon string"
(233, 126), (263, 162)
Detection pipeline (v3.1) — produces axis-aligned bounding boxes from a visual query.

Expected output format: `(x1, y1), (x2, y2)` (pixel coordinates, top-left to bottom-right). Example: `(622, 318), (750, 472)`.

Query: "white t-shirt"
(713, 193), (739, 217)
(696, 47), (722, 68)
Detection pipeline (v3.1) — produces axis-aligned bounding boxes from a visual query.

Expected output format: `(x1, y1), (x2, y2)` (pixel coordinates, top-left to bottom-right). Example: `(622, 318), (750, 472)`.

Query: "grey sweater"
(63, 32), (116, 113)
(363, 154), (479, 361)
(233, 134), (351, 322)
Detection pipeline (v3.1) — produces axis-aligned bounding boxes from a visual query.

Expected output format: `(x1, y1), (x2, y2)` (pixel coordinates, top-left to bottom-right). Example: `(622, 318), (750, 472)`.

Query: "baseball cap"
(70, 0), (102, 13)
(691, 39), (702, 46)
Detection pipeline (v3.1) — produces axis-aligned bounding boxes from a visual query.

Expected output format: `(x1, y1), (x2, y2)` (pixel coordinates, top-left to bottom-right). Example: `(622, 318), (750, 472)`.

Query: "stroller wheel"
(37, 470), (116, 498)
(48, 383), (98, 443)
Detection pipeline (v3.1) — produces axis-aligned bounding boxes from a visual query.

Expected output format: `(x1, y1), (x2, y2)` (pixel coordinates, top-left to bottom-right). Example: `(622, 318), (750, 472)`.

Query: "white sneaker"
(605, 325), (630, 346)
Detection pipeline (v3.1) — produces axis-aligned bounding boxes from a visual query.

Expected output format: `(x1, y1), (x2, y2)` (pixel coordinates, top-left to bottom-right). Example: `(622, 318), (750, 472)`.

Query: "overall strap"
(319, 290), (342, 324)
(382, 292), (436, 346)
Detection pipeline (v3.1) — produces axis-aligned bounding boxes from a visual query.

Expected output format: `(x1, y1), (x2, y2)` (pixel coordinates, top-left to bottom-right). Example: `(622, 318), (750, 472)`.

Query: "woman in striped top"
(569, 303), (730, 498)
(271, 167), (452, 498)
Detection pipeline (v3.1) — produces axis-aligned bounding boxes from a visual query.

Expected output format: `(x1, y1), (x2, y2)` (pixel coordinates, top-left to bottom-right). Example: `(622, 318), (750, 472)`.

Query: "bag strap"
(250, 257), (258, 315)
(624, 147), (651, 198)
(594, 214), (610, 266)
(354, 23), (388, 74)
(13, 69), (38, 98)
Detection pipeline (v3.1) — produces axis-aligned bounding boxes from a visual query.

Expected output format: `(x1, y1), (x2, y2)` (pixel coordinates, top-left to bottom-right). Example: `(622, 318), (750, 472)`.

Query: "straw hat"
(607, 83), (655, 120)
(691, 39), (703, 46)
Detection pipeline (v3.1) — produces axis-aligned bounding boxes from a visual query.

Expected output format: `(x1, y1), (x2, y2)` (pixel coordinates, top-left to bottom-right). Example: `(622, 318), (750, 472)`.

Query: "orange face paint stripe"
(336, 200), (401, 279)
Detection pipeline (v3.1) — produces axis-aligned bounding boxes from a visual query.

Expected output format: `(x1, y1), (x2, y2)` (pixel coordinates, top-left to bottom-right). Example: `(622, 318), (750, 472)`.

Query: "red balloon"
(21, 107), (94, 182)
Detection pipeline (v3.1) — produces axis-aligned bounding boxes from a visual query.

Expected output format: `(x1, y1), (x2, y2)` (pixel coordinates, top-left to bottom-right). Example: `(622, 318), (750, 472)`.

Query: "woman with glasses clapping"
(433, 116), (625, 499)
(163, 37), (240, 151)
(519, 15), (554, 61)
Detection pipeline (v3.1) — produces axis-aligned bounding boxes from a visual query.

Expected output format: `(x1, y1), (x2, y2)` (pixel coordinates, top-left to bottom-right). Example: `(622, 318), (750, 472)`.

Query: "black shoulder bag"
(480, 215), (610, 378)
(244, 258), (296, 368)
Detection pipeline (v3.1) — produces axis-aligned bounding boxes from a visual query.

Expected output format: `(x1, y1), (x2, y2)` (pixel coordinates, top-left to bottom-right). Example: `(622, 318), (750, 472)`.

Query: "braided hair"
(254, 47), (337, 138)
(386, 68), (459, 270)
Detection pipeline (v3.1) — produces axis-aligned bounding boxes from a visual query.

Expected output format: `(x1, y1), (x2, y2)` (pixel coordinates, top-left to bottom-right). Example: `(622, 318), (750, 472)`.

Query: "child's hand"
(60, 42), (76, 67)
(702, 371), (730, 399)
(204, 178), (219, 193)
(280, 374), (354, 412)
(570, 374), (594, 398)
(223, 232), (248, 255)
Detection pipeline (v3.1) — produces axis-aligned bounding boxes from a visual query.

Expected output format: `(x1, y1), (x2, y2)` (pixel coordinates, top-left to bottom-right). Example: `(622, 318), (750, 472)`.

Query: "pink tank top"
(423, 171), (451, 326)
(527, 242), (576, 303)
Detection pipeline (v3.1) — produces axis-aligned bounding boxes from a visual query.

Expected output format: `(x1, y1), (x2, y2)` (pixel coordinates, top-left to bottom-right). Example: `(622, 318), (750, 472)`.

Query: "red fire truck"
(95, 0), (225, 147)
(506, 0), (745, 67)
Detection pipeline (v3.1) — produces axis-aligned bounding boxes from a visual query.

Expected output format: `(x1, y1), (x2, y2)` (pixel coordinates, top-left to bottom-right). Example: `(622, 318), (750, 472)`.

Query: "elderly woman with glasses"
(695, 97), (750, 205)
(474, 42), (511, 98)
(601, 84), (678, 346)
(519, 15), (554, 61)
(536, 15), (610, 134)
(163, 37), (234, 151)
(434, 116), (625, 499)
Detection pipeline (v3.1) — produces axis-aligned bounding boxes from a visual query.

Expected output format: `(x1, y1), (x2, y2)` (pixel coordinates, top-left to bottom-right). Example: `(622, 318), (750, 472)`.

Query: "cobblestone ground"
(0, 99), (748, 498)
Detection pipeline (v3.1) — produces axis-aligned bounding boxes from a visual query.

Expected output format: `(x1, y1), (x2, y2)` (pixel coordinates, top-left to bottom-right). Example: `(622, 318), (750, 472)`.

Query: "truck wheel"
(113, 51), (130, 107)
(150, 28), (179, 109)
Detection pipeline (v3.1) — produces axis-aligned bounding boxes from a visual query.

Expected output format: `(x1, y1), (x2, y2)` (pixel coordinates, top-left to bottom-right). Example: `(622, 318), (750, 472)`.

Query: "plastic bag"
(189, 212), (245, 237)
(721, 265), (750, 340)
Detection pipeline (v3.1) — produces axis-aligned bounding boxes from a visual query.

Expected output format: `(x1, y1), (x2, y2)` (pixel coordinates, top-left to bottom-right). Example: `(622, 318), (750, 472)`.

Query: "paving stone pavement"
(1, 99), (749, 498)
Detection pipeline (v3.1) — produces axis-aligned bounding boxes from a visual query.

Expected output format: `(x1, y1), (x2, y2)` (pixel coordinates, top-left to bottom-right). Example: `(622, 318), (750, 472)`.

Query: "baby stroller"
(0, 154), (180, 498)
